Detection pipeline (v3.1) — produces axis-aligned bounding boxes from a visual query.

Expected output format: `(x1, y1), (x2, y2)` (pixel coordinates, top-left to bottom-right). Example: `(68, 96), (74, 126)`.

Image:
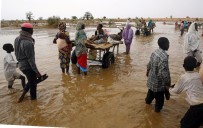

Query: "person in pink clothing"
(122, 23), (134, 54)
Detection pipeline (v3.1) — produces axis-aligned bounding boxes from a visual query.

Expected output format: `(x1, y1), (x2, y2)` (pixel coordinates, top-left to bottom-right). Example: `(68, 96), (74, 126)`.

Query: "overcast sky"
(1, 0), (203, 20)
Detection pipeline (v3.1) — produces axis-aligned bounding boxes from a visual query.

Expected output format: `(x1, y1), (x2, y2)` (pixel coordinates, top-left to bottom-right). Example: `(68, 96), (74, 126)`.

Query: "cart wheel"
(135, 29), (140, 35)
(146, 30), (151, 36)
(102, 52), (115, 68)
(71, 49), (77, 64)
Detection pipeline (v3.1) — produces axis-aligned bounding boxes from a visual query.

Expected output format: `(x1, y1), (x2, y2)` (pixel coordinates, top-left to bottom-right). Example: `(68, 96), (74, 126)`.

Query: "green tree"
(72, 16), (78, 20)
(83, 12), (93, 20)
(26, 11), (34, 22)
(38, 17), (43, 20)
(47, 16), (61, 28)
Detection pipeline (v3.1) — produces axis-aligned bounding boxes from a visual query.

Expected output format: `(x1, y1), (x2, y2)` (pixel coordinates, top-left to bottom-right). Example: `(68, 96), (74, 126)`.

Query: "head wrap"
(21, 23), (33, 28)
(188, 22), (197, 33)
(58, 22), (66, 31)
(76, 21), (84, 31)
(184, 22), (200, 53)
(123, 23), (131, 40)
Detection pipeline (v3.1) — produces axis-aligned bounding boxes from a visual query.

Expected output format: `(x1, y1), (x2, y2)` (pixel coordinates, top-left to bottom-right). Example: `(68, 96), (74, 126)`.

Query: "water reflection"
(135, 33), (155, 44)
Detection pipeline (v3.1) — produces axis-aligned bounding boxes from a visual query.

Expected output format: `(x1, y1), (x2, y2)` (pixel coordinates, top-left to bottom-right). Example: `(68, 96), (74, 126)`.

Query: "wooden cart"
(71, 40), (123, 68)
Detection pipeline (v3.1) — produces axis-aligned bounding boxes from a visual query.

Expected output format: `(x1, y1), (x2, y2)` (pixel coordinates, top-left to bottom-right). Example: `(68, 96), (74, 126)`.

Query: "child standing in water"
(145, 37), (171, 112)
(3, 43), (25, 89)
(170, 56), (203, 128)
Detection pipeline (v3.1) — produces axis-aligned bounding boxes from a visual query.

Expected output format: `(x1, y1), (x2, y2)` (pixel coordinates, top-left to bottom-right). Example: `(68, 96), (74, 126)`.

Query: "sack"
(88, 49), (97, 60)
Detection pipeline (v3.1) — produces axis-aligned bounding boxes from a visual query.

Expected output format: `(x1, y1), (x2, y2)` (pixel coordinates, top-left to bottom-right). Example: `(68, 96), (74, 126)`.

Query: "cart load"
(71, 39), (123, 68)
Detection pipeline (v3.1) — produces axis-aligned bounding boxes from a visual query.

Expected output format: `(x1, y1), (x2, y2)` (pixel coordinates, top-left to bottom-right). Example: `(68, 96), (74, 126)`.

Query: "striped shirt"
(147, 48), (171, 92)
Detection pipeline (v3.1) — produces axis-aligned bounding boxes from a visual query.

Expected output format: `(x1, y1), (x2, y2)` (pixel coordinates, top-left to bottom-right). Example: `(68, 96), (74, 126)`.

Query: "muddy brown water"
(0, 22), (203, 128)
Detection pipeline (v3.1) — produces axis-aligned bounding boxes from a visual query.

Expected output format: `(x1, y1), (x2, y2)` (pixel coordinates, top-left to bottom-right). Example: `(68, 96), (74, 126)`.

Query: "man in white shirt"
(170, 56), (203, 128)
(3, 43), (25, 89)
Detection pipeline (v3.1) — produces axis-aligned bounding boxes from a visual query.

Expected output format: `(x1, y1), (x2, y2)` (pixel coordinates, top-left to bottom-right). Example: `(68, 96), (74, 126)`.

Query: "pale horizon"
(1, 0), (203, 20)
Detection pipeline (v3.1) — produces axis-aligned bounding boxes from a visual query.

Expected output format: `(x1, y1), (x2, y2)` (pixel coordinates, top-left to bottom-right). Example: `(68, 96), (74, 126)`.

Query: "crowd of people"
(145, 22), (203, 128)
(135, 19), (156, 36)
(175, 20), (199, 37)
(2, 21), (203, 127)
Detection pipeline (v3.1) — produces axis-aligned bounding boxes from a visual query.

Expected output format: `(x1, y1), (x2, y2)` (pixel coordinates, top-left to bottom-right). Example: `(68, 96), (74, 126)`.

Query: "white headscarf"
(184, 22), (200, 53)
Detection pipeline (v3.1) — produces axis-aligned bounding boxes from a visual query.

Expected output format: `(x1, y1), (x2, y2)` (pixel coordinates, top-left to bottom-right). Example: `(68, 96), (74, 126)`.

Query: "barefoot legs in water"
(66, 66), (69, 74)
(17, 90), (28, 103)
(77, 67), (80, 74)
(61, 68), (65, 73)
(19, 75), (26, 89)
(77, 67), (87, 75)
(62, 67), (69, 74)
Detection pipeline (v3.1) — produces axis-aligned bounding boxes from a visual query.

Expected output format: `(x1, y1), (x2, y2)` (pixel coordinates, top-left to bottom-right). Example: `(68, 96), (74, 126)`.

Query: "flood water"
(0, 22), (203, 128)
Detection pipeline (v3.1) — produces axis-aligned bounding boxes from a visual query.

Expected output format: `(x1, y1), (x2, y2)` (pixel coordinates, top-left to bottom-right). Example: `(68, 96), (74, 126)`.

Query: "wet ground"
(0, 22), (203, 128)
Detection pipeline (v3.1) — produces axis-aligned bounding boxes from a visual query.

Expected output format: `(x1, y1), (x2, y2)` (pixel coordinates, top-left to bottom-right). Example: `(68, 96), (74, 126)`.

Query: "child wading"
(3, 43), (25, 89)
(170, 56), (203, 128)
(145, 37), (171, 112)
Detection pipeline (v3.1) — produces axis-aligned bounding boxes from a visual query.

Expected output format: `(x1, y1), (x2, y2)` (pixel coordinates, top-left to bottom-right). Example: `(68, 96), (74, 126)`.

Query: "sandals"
(36, 74), (48, 84)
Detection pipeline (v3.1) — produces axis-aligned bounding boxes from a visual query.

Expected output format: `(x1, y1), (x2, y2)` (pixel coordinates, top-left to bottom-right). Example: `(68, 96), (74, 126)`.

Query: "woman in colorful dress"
(53, 22), (72, 73)
(74, 21), (87, 75)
